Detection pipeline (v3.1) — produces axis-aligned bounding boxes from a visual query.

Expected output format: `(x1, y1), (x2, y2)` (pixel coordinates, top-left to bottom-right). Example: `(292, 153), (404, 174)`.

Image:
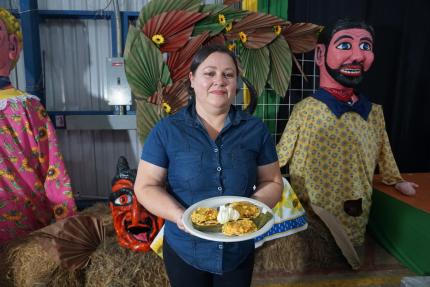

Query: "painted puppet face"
(318, 28), (374, 88)
(109, 158), (163, 252)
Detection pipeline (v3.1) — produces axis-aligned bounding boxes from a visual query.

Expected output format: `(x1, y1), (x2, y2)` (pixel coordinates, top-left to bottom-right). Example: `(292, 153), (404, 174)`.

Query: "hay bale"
(86, 236), (168, 287)
(254, 211), (345, 273)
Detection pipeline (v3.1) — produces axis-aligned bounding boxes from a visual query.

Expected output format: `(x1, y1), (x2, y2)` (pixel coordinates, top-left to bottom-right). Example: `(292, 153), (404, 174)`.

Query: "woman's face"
(189, 52), (237, 113)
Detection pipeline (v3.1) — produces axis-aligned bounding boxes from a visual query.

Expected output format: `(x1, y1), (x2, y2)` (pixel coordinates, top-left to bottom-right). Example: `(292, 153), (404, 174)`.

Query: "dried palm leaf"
(143, 10), (207, 53)
(238, 45), (270, 97)
(283, 23), (322, 54)
(224, 0), (241, 5)
(205, 34), (226, 46)
(193, 5), (248, 36)
(167, 32), (210, 82)
(33, 215), (105, 271)
(226, 27), (277, 49)
(148, 80), (189, 115)
(229, 12), (286, 33)
(267, 37), (292, 97)
(136, 100), (166, 143)
(124, 25), (171, 101)
(138, 0), (201, 28)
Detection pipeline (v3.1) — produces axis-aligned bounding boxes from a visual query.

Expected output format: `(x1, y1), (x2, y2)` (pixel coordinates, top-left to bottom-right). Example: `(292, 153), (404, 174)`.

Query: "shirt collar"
(312, 88), (372, 120)
(182, 101), (251, 127)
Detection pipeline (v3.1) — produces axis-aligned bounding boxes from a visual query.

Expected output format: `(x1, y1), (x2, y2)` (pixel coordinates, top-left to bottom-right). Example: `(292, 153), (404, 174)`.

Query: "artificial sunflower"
(227, 43), (236, 51)
(47, 165), (60, 181)
(22, 158), (34, 172)
(274, 25), (282, 36)
(239, 31), (248, 43)
(218, 14), (226, 25)
(151, 34), (165, 46)
(225, 22), (233, 32)
(162, 102), (172, 114)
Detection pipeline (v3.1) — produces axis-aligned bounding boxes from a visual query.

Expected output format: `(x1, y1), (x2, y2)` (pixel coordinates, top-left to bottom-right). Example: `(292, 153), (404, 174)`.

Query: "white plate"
(182, 196), (275, 242)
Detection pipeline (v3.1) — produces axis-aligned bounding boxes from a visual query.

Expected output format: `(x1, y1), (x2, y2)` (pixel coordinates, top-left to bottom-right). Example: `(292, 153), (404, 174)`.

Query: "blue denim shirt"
(141, 103), (278, 274)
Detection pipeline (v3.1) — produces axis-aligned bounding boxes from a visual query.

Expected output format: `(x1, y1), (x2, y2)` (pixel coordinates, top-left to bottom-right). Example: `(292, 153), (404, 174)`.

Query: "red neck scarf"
(321, 87), (355, 103)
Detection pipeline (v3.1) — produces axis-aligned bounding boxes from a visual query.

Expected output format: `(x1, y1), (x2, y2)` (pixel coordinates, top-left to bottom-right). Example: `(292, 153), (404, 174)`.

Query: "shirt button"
(216, 166), (222, 172)
(214, 148), (218, 153)
(218, 244), (223, 249)
(218, 186), (222, 191)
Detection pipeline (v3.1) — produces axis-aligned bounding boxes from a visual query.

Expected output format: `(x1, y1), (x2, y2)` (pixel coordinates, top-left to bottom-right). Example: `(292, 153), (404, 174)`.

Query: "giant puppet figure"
(0, 8), (76, 246)
(277, 19), (417, 255)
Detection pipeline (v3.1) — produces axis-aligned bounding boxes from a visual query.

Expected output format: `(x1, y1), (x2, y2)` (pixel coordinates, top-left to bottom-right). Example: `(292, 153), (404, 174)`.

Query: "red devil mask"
(109, 156), (164, 252)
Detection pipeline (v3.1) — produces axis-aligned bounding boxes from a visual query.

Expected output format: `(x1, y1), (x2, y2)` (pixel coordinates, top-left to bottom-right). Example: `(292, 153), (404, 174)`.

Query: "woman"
(134, 45), (283, 287)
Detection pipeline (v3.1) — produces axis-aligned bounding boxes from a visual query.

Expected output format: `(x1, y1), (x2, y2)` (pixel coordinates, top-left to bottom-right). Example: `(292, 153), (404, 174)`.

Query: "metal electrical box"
(105, 57), (132, 106)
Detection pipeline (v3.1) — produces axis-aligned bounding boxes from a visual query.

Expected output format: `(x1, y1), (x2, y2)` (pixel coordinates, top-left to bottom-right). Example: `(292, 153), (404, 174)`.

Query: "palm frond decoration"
(124, 26), (171, 100)
(138, 0), (201, 28)
(143, 10), (207, 53)
(193, 5), (249, 36)
(226, 12), (287, 48)
(148, 79), (189, 115)
(125, 0), (320, 143)
(267, 37), (292, 97)
(136, 100), (167, 143)
(283, 23), (323, 53)
(238, 45), (270, 97)
(167, 32), (210, 82)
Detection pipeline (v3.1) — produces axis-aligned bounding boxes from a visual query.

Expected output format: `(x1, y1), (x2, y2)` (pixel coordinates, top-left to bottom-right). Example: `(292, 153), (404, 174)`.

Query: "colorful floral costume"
(0, 88), (77, 245)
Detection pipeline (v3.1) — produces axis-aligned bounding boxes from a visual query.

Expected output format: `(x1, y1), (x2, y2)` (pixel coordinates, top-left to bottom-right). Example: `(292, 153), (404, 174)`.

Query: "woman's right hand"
(174, 209), (187, 232)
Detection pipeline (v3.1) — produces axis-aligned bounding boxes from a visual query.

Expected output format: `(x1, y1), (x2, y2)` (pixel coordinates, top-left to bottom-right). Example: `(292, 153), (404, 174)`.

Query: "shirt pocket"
(224, 148), (257, 196)
(171, 151), (203, 181)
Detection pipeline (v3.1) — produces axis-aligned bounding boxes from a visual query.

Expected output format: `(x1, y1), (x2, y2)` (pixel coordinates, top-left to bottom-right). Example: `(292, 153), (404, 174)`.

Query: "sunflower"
(225, 22), (233, 32)
(239, 31), (248, 43)
(22, 158), (34, 172)
(151, 34), (165, 46)
(47, 165), (60, 180)
(53, 204), (68, 220)
(0, 170), (15, 181)
(218, 14), (226, 25)
(227, 43), (236, 51)
(37, 108), (47, 120)
(37, 127), (48, 141)
(274, 25), (282, 36)
(162, 102), (172, 114)
(3, 210), (23, 221)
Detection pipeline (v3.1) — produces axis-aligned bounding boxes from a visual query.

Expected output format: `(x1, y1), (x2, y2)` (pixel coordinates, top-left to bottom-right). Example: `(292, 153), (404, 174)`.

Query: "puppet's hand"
(395, 181), (419, 196)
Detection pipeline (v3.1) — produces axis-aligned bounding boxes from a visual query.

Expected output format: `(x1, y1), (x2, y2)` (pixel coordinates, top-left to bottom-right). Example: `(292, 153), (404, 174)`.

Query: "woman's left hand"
(395, 181), (419, 196)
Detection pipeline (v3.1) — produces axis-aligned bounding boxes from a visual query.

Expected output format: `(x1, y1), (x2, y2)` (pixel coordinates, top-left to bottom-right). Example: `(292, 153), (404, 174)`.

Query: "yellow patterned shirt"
(277, 96), (403, 245)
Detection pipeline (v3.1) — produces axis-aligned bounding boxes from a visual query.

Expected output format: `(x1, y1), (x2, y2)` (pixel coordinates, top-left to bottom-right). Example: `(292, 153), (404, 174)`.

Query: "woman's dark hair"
(188, 44), (257, 114)
(318, 18), (375, 46)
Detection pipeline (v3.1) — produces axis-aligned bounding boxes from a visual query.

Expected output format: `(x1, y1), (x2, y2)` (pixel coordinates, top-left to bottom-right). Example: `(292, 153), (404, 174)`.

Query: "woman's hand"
(395, 181), (419, 196)
(174, 209), (187, 232)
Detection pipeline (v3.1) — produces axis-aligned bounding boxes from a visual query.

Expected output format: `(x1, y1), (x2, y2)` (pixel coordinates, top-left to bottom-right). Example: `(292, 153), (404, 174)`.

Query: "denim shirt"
(141, 103), (278, 274)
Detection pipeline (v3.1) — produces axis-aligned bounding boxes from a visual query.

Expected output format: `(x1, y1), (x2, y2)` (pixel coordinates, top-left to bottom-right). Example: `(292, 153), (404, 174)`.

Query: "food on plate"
(230, 201), (261, 219)
(217, 205), (241, 224)
(222, 219), (258, 236)
(191, 207), (218, 225)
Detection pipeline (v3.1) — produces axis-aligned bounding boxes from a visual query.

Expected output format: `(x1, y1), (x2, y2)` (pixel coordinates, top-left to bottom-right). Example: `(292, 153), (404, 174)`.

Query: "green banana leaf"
(138, 0), (201, 28)
(238, 45), (270, 97)
(267, 37), (292, 97)
(124, 26), (171, 101)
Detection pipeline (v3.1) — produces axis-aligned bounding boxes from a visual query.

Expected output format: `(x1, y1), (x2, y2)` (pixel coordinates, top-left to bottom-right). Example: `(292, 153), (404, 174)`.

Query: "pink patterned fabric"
(0, 89), (77, 245)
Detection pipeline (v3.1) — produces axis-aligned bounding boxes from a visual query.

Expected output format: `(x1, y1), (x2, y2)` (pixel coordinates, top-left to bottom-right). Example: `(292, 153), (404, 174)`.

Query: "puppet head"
(315, 19), (375, 89)
(109, 156), (164, 252)
(0, 8), (22, 76)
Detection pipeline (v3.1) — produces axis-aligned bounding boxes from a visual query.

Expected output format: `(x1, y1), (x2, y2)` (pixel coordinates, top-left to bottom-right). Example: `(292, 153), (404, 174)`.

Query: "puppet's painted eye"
(336, 42), (351, 50)
(359, 42), (372, 51)
(114, 194), (133, 206)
